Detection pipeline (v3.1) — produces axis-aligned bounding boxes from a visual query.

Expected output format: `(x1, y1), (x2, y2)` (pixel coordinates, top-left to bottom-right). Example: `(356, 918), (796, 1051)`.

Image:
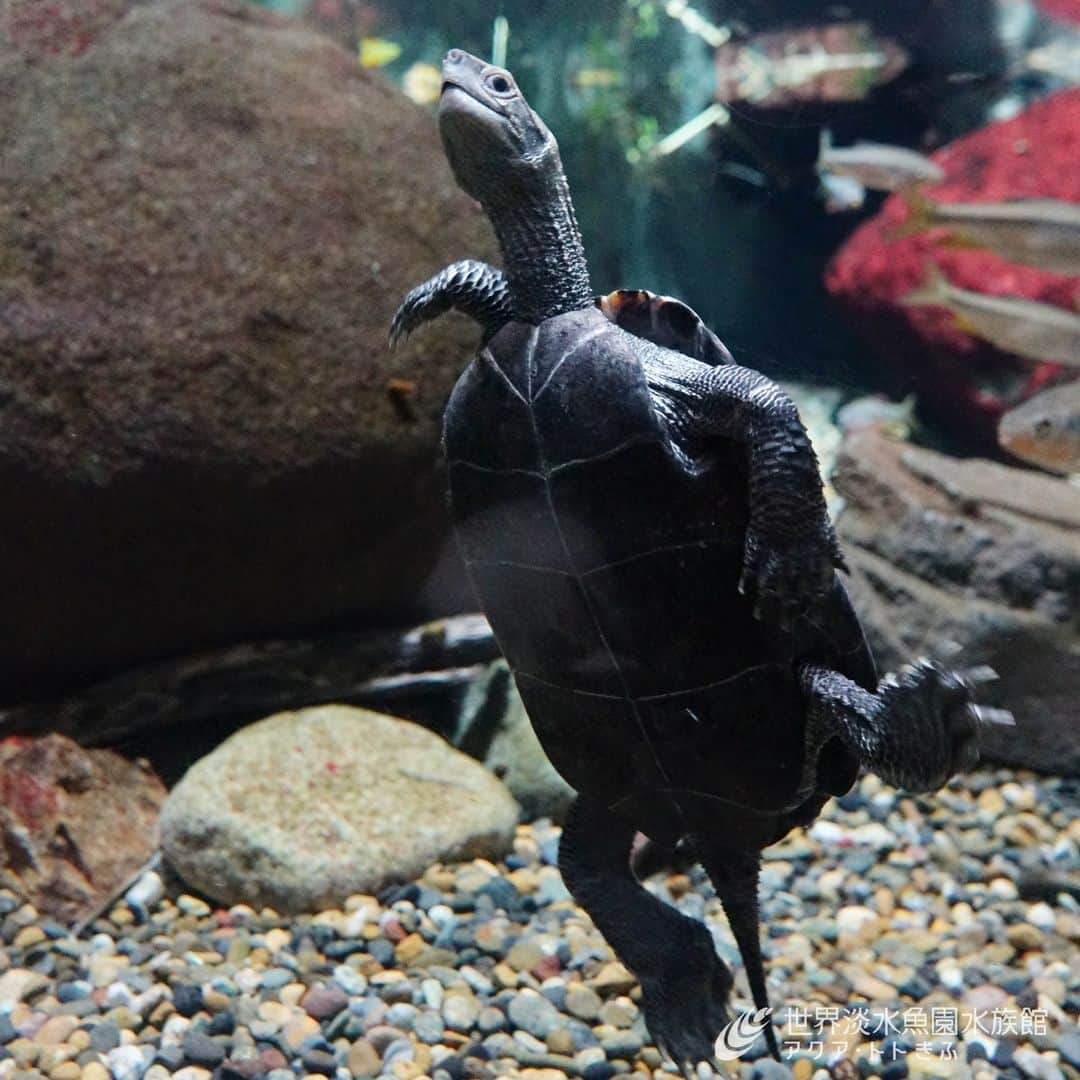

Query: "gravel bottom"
(0, 768), (1076, 1080)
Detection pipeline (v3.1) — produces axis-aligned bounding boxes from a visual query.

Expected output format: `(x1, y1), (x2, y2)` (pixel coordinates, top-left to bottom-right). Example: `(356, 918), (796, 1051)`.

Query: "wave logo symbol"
(713, 1008), (773, 1061)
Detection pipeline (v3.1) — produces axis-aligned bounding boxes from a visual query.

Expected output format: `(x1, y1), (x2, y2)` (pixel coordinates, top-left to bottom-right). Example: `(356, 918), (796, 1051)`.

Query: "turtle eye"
(486, 71), (515, 95)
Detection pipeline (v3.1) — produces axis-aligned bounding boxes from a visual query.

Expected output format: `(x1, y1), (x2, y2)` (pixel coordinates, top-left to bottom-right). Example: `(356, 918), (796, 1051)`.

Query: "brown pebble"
(347, 1038), (381, 1077)
(6, 1038), (38, 1067)
(381, 918), (407, 943)
(34, 1015), (80, 1045)
(394, 933), (426, 965)
(588, 961), (636, 996)
(300, 984), (349, 1021)
(1007, 923), (1044, 952)
(13, 925), (47, 948)
(282, 1013), (320, 1049)
(545, 1028), (574, 1055)
(531, 954), (561, 980)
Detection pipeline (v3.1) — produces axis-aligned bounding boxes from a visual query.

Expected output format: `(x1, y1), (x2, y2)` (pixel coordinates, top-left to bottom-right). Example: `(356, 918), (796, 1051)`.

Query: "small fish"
(900, 191), (1080, 276)
(819, 172), (866, 213)
(902, 264), (1080, 366)
(998, 380), (1080, 474)
(402, 61), (442, 106)
(835, 393), (916, 438)
(359, 37), (401, 68)
(818, 130), (944, 193)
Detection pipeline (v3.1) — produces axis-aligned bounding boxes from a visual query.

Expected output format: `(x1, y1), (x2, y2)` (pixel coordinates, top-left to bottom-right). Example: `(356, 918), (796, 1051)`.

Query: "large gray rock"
(159, 705), (519, 911)
(0, 0), (493, 703)
(834, 430), (1080, 776)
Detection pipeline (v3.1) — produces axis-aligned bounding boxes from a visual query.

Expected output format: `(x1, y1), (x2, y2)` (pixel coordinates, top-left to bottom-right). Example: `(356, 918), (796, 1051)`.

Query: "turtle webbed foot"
(639, 931), (734, 1077)
(872, 659), (983, 792)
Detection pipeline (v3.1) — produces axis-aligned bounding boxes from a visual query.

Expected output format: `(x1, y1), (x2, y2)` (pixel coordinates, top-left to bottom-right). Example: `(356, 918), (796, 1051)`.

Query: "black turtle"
(391, 49), (990, 1073)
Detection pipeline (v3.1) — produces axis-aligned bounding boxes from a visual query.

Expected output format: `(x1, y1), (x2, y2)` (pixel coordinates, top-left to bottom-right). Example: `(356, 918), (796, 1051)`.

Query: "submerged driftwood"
(0, 616), (499, 747)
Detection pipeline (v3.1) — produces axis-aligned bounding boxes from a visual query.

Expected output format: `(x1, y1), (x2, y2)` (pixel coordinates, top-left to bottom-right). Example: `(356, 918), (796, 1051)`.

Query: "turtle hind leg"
(696, 845), (781, 1061)
(560, 796), (733, 1076)
(389, 259), (512, 347)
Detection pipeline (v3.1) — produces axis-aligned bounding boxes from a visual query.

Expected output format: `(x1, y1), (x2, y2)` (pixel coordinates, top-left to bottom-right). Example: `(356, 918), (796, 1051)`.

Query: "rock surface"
(0, 735), (165, 923)
(833, 429), (1080, 775)
(825, 89), (1080, 452)
(0, 0), (494, 703)
(159, 705), (519, 911)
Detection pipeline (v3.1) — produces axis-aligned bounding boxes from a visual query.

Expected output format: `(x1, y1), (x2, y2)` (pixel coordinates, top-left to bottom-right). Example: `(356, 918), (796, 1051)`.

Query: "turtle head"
(438, 49), (559, 205)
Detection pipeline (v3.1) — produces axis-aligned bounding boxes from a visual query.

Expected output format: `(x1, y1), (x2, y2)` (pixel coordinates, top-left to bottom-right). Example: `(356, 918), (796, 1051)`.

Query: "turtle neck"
(482, 162), (593, 326)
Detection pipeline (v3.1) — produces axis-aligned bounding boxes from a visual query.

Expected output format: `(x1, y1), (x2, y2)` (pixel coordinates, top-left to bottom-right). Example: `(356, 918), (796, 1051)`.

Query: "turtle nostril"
(446, 49), (464, 64)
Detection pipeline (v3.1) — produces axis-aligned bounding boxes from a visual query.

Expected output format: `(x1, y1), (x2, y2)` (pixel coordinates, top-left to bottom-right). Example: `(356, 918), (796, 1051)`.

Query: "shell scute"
(598, 289), (734, 367)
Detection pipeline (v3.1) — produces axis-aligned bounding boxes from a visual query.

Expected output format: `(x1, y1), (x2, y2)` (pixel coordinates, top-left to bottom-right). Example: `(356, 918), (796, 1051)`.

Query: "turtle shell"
(597, 289), (733, 366)
(443, 304), (867, 847)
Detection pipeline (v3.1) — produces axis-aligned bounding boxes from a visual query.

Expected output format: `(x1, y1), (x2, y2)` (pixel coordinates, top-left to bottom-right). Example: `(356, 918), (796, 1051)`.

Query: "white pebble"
(333, 965), (367, 996)
(105, 981), (135, 1008)
(342, 910), (368, 938)
(836, 905), (878, 935)
(852, 823), (897, 849)
(177, 894), (211, 917)
(131, 985), (168, 1017)
(818, 868), (847, 897)
(125, 871), (165, 913)
(421, 977), (444, 1009)
(234, 968), (261, 994)
(107, 1045), (149, 1080)
(427, 904), (456, 930)
(989, 877), (1019, 900)
(808, 821), (846, 844)
(460, 965), (494, 995)
(89, 932), (116, 954)
(160, 1014), (191, 1046)
(1027, 902), (1057, 930)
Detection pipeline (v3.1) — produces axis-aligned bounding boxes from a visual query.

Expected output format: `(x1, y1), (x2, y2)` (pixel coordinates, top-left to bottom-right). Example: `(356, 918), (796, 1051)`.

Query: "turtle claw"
(960, 664), (999, 686)
(639, 949), (734, 1079)
(873, 658), (993, 791)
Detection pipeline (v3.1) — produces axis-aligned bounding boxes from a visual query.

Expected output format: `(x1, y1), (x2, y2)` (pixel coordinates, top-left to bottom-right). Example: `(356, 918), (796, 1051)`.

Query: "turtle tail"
(697, 847), (781, 1061)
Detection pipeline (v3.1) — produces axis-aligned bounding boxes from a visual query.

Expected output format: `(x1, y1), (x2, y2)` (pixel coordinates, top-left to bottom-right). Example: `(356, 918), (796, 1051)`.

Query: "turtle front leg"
(559, 796), (733, 1077)
(648, 358), (845, 628)
(389, 260), (512, 347)
(799, 659), (984, 792)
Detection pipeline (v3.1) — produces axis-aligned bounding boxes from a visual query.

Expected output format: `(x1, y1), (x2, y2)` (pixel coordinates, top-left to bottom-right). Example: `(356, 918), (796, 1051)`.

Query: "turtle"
(390, 48), (998, 1074)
